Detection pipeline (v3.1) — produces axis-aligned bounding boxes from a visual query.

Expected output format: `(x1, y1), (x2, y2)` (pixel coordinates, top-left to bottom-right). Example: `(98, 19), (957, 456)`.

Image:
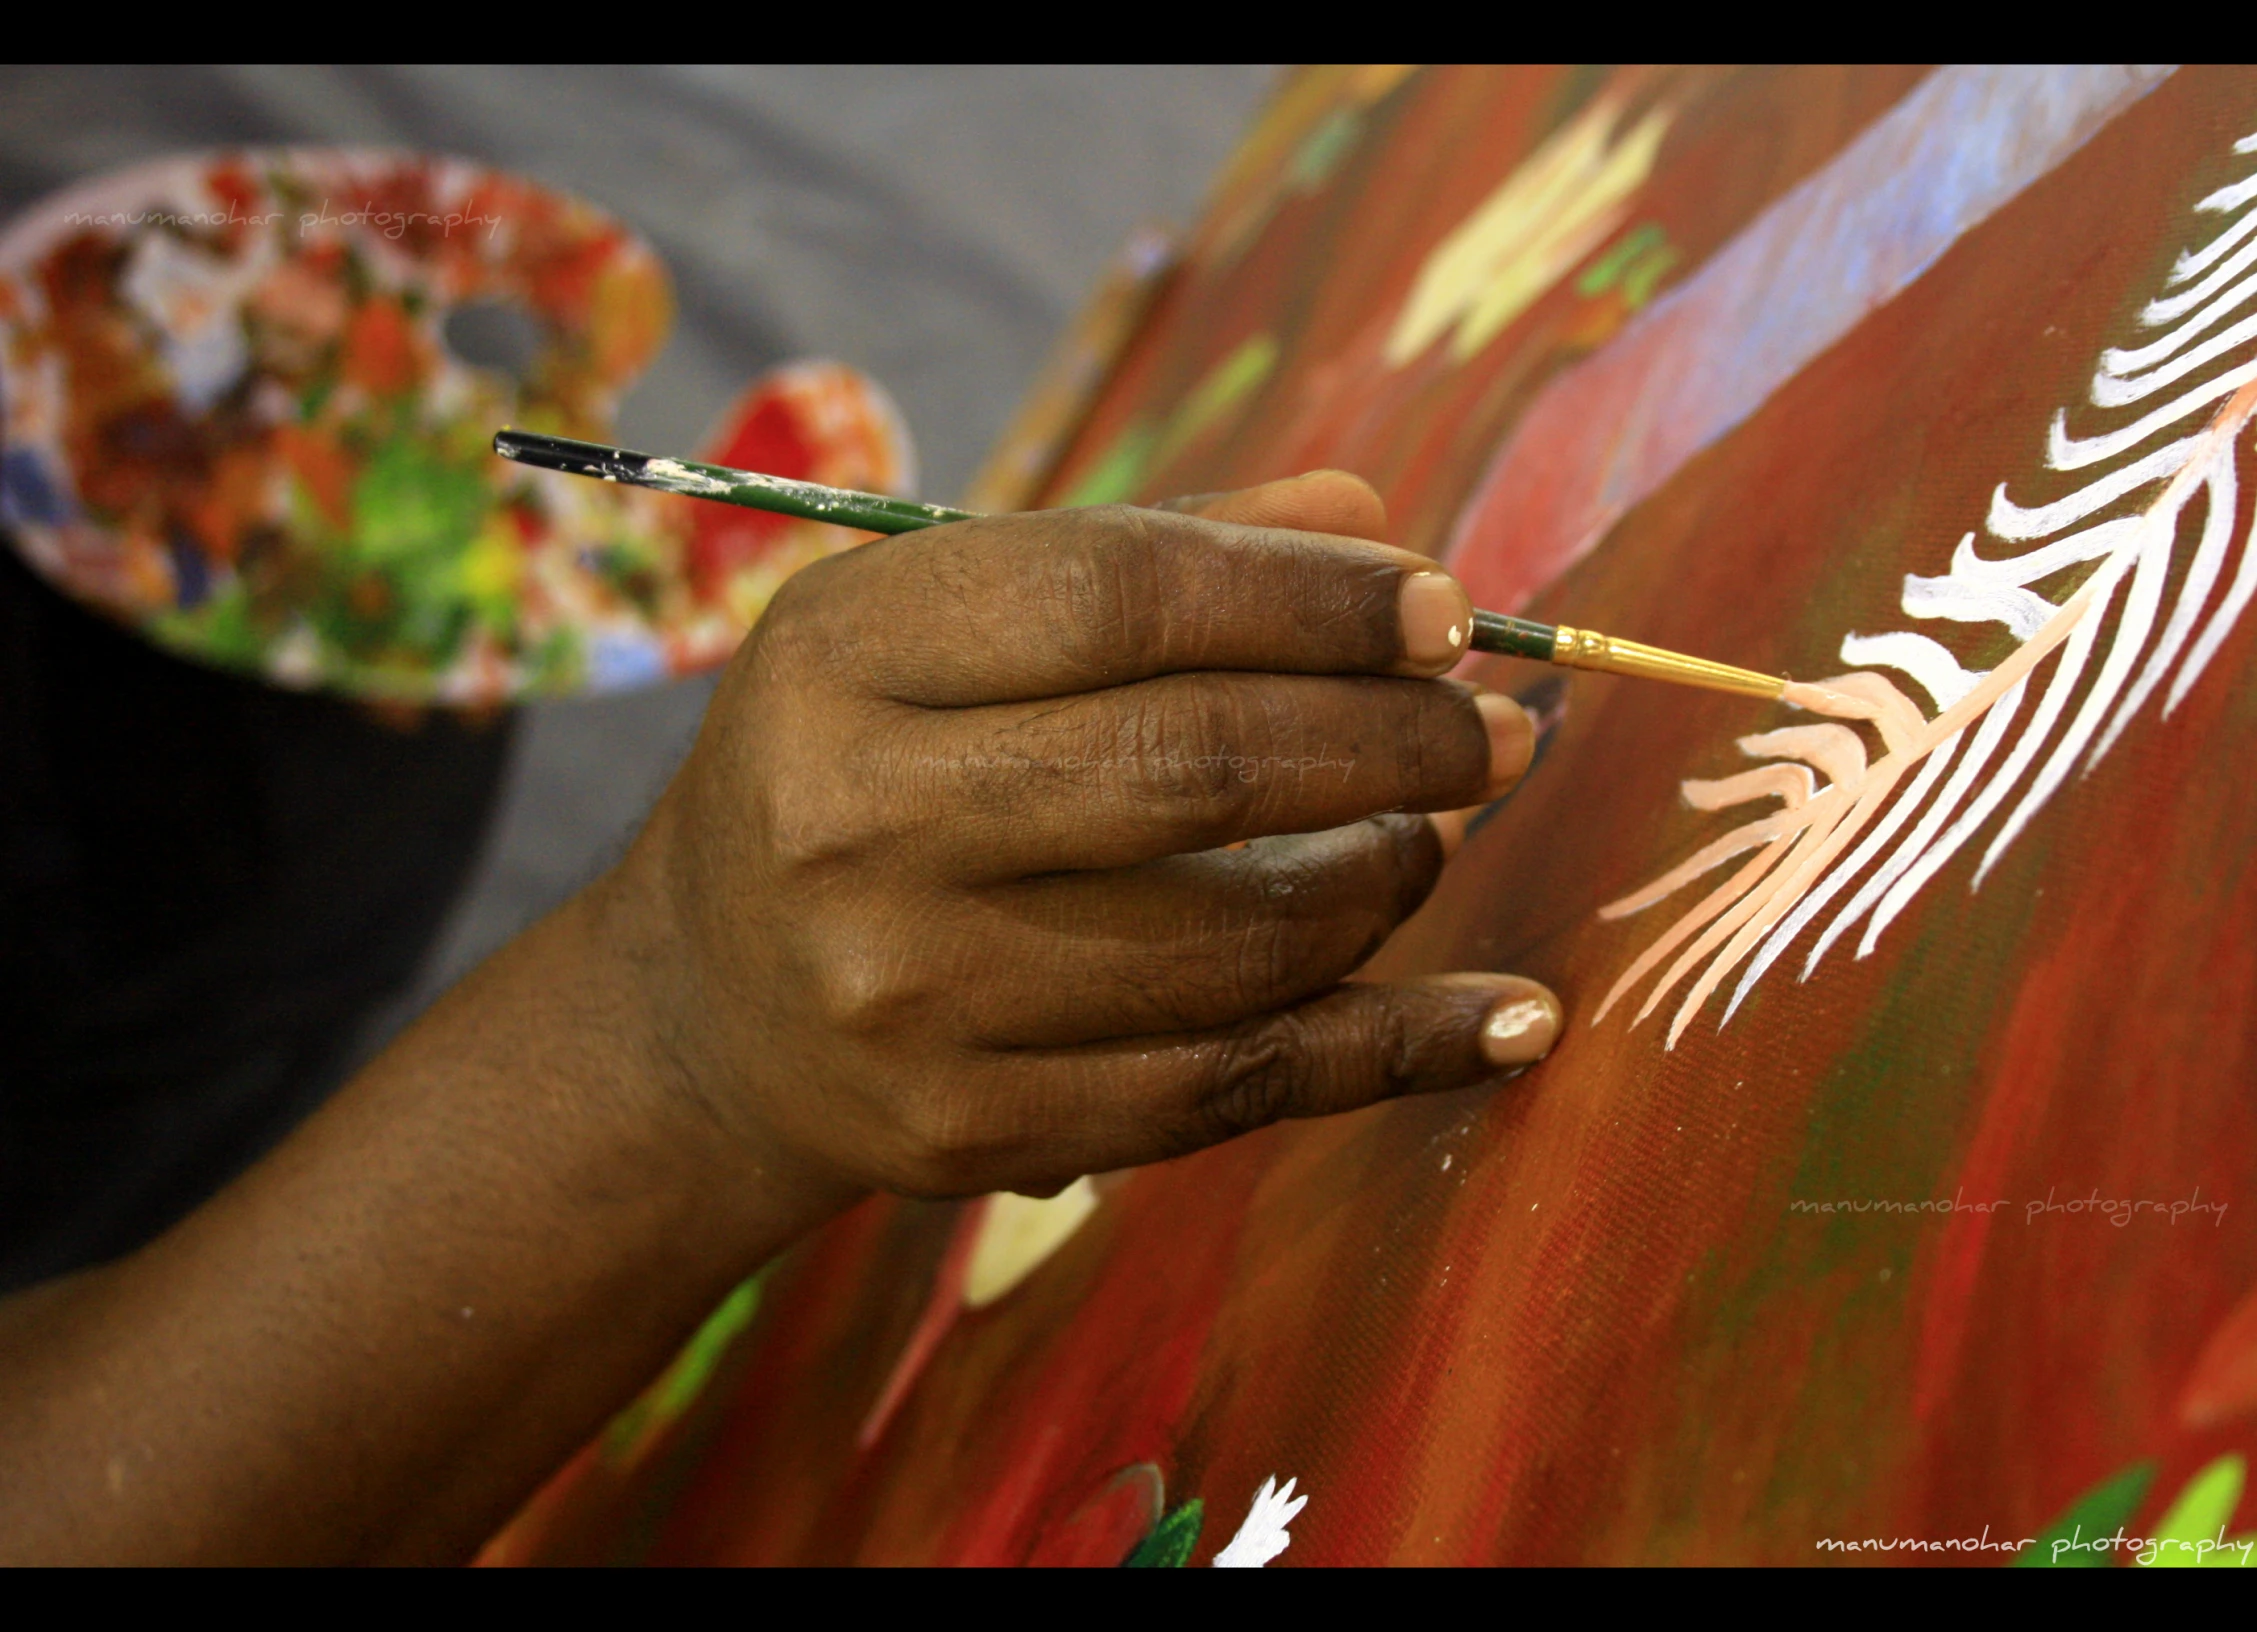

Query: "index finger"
(1158, 468), (1389, 538)
(788, 503), (1473, 707)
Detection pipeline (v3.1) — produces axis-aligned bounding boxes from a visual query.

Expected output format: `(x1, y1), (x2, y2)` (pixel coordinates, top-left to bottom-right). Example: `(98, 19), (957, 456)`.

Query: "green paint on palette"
(1123, 1498), (1205, 1567)
(2013, 1460), (2154, 1565)
(2139, 1453), (2247, 1567)
(353, 436), (489, 570)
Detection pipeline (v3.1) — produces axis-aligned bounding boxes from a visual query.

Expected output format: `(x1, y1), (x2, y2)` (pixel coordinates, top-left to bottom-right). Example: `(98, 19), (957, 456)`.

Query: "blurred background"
(0, 65), (1273, 1283)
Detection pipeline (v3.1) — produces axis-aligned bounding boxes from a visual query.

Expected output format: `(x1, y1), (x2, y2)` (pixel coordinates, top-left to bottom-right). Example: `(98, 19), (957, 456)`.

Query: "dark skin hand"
(0, 472), (1559, 1563)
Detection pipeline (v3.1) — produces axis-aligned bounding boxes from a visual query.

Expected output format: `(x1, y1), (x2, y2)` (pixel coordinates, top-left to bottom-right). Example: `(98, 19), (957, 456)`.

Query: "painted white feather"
(1723, 731), (1962, 1019)
(1900, 560), (2056, 638)
(1600, 129), (2257, 1048)
(1984, 437), (2198, 538)
(1862, 613), (2105, 950)
(1838, 630), (1985, 707)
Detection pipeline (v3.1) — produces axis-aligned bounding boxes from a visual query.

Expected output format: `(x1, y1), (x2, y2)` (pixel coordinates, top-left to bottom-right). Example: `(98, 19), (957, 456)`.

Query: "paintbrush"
(493, 429), (1787, 701)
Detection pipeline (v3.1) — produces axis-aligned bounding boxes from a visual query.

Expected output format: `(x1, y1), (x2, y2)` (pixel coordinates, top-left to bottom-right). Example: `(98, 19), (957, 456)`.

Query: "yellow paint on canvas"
(1386, 95), (1673, 367)
(963, 1176), (1100, 1309)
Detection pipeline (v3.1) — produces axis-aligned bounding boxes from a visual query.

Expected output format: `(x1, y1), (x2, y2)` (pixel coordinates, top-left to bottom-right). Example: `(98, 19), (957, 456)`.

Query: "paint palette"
(0, 150), (912, 704)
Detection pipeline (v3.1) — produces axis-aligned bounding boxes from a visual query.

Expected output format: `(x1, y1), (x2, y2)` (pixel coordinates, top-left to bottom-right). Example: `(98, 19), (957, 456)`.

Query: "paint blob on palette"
(0, 150), (912, 704)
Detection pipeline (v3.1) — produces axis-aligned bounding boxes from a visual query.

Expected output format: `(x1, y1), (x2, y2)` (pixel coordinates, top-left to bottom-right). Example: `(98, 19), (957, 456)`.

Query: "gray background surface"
(0, 65), (1274, 1042)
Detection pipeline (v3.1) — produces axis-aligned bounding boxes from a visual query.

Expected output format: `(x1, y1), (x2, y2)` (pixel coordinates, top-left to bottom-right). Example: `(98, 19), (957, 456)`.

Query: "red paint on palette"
(689, 390), (824, 601)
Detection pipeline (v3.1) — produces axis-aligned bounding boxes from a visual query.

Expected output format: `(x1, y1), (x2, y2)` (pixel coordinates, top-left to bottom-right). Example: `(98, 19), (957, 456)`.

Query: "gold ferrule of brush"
(1550, 624), (1786, 700)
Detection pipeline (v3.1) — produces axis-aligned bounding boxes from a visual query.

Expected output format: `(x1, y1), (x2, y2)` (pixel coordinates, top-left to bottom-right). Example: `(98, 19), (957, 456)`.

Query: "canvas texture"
(484, 64), (2257, 1567)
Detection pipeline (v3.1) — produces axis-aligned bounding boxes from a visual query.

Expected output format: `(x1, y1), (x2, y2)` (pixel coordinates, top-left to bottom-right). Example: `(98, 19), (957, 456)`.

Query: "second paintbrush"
(492, 429), (1786, 701)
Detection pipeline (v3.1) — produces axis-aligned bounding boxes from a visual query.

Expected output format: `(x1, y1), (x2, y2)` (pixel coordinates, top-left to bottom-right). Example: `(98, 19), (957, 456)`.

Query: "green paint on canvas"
(1289, 109), (1362, 193)
(1576, 222), (1680, 308)
(2138, 1454), (2246, 1567)
(1151, 335), (1279, 472)
(1062, 423), (1161, 509)
(2014, 1460), (2154, 1565)
(601, 1272), (767, 1467)
(1064, 334), (1280, 507)
(1123, 1498), (1205, 1567)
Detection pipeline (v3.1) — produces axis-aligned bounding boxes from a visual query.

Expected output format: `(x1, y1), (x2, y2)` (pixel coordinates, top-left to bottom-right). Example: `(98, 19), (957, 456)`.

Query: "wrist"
(587, 789), (864, 1256)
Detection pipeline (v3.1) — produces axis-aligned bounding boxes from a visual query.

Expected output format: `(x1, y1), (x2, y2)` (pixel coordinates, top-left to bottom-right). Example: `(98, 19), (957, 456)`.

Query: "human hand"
(0, 472), (1566, 1564)
(627, 471), (1560, 1217)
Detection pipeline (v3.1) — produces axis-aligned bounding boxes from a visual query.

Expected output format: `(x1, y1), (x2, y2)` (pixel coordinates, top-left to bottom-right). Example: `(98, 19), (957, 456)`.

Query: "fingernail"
(1399, 572), (1472, 670)
(1473, 693), (1535, 797)
(1481, 989), (1562, 1067)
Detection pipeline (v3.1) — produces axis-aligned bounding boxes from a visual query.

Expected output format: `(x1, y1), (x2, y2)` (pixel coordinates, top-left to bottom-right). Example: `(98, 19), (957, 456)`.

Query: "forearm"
(0, 827), (827, 1564)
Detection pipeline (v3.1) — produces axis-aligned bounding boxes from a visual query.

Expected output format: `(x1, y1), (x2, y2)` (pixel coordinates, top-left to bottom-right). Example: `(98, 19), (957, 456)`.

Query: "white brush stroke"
(1212, 1475), (1309, 1568)
(2169, 195), (2257, 285)
(2133, 230), (2257, 329)
(2047, 359), (2257, 469)
(1985, 437), (2198, 539)
(2094, 308), (2257, 406)
(2094, 456), (2236, 758)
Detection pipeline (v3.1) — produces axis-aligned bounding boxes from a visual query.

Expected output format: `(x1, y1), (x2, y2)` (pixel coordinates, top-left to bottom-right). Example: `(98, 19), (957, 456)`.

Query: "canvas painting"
(485, 64), (2257, 1566)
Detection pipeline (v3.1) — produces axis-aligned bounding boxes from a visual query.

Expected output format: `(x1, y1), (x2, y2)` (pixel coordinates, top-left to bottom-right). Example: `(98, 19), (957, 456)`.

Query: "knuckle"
(1042, 507), (1168, 675)
(1240, 830), (1408, 982)
(751, 556), (845, 664)
(1224, 908), (1309, 1013)
(762, 709), (933, 876)
(1295, 557), (1400, 667)
(879, 1084), (946, 1162)
(763, 770), (881, 876)
(1228, 919), (1283, 1012)
(1099, 945), (1199, 1027)
(799, 915), (935, 1040)
(1189, 992), (1426, 1143)
(908, 530), (988, 607)
(1115, 684), (1262, 837)
(764, 552), (831, 620)
(888, 1084), (972, 1182)
(1366, 992), (1424, 1097)
(1196, 1021), (1313, 1141)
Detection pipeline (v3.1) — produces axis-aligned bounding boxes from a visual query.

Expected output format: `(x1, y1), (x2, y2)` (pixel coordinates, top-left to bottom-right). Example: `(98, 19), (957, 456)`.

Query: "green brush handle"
(1468, 609), (1561, 661)
(494, 430), (1781, 699)
(493, 430), (977, 534)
